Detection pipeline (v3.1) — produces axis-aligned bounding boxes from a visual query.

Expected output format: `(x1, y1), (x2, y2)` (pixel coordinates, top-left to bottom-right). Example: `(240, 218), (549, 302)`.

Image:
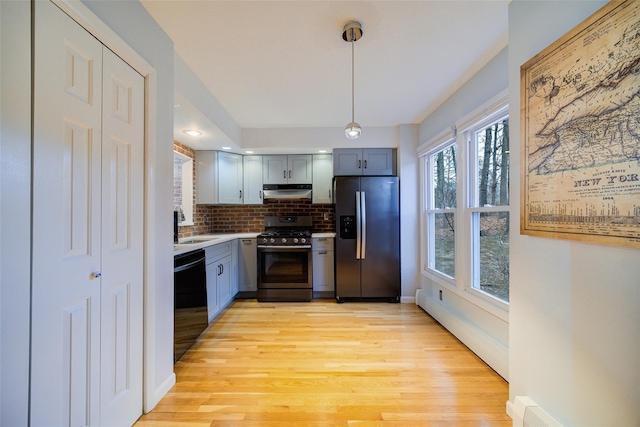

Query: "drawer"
(205, 241), (232, 263)
(312, 237), (334, 252)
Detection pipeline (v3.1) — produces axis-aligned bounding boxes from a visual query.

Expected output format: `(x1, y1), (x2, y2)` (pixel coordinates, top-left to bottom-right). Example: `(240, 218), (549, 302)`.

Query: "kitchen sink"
(178, 237), (219, 244)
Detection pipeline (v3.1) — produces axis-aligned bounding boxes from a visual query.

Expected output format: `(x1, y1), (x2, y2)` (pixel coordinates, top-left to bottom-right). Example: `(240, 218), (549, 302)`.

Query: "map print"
(521, 0), (640, 247)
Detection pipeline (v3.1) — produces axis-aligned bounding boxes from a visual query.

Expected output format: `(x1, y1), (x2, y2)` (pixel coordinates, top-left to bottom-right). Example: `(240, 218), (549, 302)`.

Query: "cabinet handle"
(239, 190), (242, 199)
(217, 264), (222, 276)
(242, 240), (252, 244)
(221, 264), (224, 275)
(319, 238), (327, 241)
(364, 160), (367, 169)
(328, 190), (331, 199)
(289, 170), (292, 179)
(358, 160), (362, 169)
(259, 190), (262, 199)
(319, 251), (327, 255)
(284, 170), (287, 179)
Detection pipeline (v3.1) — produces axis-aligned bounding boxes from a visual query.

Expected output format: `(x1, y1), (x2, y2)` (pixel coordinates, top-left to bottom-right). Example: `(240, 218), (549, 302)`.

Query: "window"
(419, 90), (509, 309)
(173, 151), (194, 226)
(468, 117), (510, 302)
(426, 142), (457, 279)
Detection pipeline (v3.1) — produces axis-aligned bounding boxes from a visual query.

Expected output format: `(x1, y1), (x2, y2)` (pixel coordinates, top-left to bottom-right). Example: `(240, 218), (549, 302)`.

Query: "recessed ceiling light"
(318, 150), (327, 153)
(221, 146), (231, 150)
(183, 130), (202, 137)
(245, 150), (254, 154)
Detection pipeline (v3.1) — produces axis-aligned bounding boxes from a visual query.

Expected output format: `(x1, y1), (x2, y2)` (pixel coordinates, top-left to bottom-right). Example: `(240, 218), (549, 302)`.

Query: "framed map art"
(520, 0), (640, 248)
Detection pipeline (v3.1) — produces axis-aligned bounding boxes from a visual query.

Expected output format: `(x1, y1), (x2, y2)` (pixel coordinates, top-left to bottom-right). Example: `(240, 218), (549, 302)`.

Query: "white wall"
(398, 124), (420, 301)
(416, 48), (510, 380)
(508, 1), (639, 425)
(0, 1), (33, 424)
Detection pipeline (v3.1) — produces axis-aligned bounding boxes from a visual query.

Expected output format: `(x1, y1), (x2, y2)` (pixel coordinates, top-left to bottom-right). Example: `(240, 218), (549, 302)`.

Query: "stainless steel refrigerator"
(334, 176), (400, 302)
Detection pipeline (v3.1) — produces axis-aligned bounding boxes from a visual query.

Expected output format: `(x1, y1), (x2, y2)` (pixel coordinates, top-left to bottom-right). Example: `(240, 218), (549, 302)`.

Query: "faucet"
(174, 205), (185, 223)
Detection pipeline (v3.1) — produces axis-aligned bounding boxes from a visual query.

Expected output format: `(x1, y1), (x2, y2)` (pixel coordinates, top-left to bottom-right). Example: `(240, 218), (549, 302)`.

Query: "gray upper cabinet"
(333, 148), (396, 176)
(263, 154), (312, 184)
(243, 155), (263, 204)
(197, 151), (244, 205)
(312, 154), (333, 204)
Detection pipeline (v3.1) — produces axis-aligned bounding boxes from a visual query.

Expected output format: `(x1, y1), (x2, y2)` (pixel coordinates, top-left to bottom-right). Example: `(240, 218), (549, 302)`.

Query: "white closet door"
(99, 47), (144, 426)
(32, 1), (103, 425)
(32, 2), (144, 426)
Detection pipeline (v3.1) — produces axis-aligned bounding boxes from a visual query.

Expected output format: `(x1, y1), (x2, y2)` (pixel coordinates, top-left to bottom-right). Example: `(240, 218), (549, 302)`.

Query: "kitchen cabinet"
(312, 236), (335, 296)
(197, 150), (243, 205)
(312, 154), (333, 204)
(243, 155), (263, 204)
(237, 238), (257, 295)
(263, 154), (312, 184)
(205, 241), (234, 321)
(333, 148), (396, 176)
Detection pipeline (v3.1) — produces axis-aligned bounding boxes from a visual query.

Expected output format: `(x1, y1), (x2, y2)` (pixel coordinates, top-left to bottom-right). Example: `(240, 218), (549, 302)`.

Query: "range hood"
(262, 184), (312, 200)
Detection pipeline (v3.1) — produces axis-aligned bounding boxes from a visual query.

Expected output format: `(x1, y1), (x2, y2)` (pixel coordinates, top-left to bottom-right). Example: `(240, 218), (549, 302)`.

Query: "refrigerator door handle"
(356, 191), (362, 259)
(361, 191), (366, 259)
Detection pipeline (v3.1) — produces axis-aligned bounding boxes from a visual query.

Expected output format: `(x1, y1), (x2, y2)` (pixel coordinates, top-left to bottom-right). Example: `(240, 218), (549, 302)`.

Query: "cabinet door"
(362, 148), (396, 176)
(288, 154), (312, 184)
(333, 148), (362, 175)
(312, 154), (333, 203)
(217, 152), (243, 204)
(263, 155), (288, 184)
(243, 155), (263, 204)
(205, 262), (220, 321)
(238, 238), (257, 292)
(196, 151), (218, 204)
(217, 255), (233, 308)
(312, 250), (335, 292)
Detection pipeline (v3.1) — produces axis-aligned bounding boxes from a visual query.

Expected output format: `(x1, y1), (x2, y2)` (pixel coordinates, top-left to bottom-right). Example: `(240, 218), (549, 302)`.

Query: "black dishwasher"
(174, 249), (208, 362)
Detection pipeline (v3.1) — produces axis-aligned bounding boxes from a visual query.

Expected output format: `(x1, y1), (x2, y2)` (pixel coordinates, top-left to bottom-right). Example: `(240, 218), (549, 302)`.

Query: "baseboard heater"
(507, 396), (563, 427)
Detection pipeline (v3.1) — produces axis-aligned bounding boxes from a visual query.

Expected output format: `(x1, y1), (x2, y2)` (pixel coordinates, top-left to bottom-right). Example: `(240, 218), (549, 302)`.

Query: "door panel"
(334, 177), (361, 298)
(32, 2), (103, 425)
(360, 177), (400, 298)
(100, 47), (144, 426)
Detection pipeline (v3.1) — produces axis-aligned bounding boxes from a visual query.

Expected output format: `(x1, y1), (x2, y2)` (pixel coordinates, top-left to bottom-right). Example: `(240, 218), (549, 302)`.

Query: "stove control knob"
(281, 238), (287, 244)
(262, 238), (268, 244)
(300, 238), (307, 244)
(269, 238), (275, 244)
(293, 238), (299, 243)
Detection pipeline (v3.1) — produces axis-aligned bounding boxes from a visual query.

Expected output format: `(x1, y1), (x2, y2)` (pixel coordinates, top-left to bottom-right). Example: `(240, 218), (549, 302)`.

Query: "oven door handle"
(257, 245), (312, 249)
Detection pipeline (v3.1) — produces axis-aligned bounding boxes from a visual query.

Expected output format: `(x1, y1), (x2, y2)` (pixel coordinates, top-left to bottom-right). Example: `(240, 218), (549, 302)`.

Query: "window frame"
(419, 89), (510, 317)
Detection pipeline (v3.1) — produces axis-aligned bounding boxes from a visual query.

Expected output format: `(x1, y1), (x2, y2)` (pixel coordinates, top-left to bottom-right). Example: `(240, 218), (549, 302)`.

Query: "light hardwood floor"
(135, 300), (511, 426)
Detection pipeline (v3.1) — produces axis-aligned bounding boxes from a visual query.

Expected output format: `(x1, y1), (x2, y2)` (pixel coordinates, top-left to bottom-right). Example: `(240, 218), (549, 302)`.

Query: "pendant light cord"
(351, 36), (355, 123)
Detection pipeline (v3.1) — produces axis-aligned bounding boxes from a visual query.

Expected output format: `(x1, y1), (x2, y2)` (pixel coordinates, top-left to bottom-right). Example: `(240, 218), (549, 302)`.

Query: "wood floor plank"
(135, 300), (510, 426)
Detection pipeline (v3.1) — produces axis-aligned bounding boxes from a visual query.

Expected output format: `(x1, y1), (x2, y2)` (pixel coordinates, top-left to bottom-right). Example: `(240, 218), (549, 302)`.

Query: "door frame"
(51, 0), (167, 412)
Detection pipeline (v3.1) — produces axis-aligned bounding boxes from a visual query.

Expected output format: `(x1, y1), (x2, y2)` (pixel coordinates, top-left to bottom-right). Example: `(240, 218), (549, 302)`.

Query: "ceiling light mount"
(343, 21), (363, 140)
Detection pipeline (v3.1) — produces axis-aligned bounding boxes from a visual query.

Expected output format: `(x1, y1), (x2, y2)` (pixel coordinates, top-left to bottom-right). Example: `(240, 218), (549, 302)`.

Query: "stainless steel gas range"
(256, 216), (313, 302)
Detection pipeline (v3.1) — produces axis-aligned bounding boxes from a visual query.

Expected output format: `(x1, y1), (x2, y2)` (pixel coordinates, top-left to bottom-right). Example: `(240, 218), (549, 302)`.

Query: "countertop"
(174, 233), (259, 255)
(174, 232), (336, 255)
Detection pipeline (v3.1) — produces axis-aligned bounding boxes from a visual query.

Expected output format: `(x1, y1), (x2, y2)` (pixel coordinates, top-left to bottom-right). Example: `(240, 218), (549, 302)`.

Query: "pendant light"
(343, 21), (363, 140)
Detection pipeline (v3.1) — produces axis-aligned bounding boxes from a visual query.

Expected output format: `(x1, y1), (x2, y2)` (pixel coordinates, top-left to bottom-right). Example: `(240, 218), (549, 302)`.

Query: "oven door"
(257, 246), (312, 289)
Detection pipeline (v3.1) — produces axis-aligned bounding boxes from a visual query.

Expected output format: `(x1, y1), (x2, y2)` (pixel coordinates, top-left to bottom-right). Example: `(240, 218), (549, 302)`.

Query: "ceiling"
(140, 0), (509, 151)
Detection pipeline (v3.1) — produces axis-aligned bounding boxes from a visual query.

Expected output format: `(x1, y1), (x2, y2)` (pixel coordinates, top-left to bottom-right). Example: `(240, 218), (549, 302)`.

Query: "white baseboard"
(416, 288), (508, 380)
(145, 372), (176, 413)
(400, 296), (415, 304)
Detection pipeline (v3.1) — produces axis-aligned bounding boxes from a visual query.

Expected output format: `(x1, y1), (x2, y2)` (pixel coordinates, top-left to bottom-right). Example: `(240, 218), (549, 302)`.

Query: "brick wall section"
(208, 200), (335, 233)
(174, 140), (213, 239)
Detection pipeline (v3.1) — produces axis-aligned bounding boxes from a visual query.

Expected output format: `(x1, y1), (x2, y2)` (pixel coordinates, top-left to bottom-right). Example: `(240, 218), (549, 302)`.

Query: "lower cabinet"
(312, 237), (335, 296)
(205, 241), (236, 322)
(238, 238), (257, 294)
